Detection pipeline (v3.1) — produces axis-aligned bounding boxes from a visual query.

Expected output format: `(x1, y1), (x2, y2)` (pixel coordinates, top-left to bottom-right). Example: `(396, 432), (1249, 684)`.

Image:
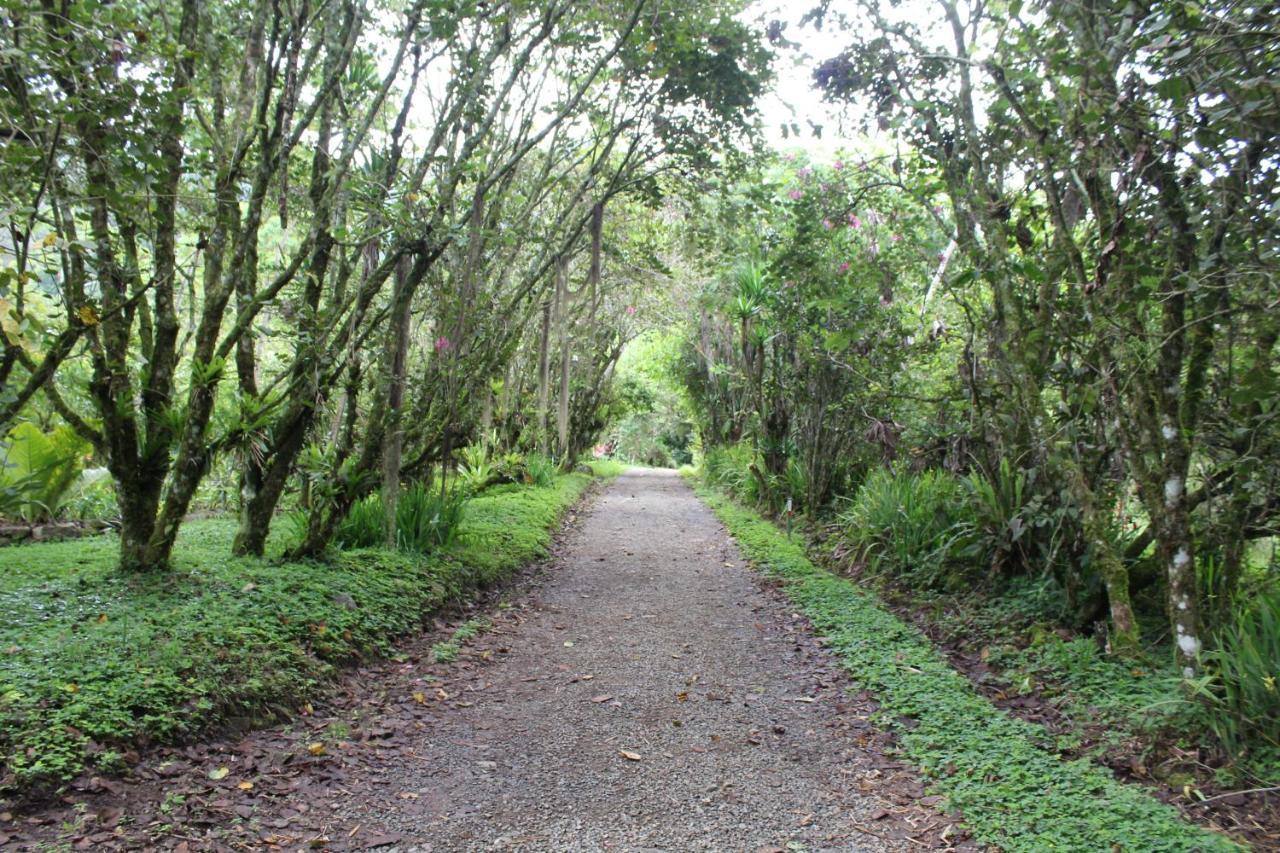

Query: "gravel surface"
(7, 468), (967, 851)
(333, 469), (945, 851)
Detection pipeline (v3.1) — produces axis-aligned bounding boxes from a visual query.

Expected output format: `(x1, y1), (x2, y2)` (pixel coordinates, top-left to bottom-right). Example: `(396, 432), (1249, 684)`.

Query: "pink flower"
(838, 261), (851, 274)
(822, 218), (834, 230)
(788, 189), (804, 201)
(833, 160), (844, 171)
(626, 305), (636, 315)
(783, 152), (797, 162)
(797, 167), (812, 178)
(880, 295), (893, 306)
(434, 336), (451, 352)
(848, 214), (862, 229)
(932, 205), (944, 215)
(891, 233), (902, 242)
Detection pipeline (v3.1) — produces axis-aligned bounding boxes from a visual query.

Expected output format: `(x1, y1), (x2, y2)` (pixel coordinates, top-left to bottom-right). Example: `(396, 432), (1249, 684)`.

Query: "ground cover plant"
(0, 473), (594, 795)
(0, 0), (1275, 843)
(696, 482), (1241, 851)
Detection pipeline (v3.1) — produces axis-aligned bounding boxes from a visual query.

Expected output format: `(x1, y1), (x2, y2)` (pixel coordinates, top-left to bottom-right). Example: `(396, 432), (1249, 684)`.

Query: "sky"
(749, 3), (851, 152)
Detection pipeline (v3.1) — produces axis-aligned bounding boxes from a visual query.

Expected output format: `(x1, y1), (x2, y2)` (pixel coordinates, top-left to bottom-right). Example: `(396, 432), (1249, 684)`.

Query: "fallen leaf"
(412, 691), (426, 704)
(590, 694), (613, 703)
(676, 691), (688, 702)
(209, 766), (230, 780)
(435, 688), (449, 700)
(619, 750), (642, 761)
(237, 781), (254, 791)
(307, 742), (326, 756)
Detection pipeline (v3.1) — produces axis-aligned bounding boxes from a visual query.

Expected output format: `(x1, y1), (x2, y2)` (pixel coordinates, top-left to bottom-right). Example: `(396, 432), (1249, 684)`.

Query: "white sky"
(748, 2), (855, 153)
(747, 0), (951, 156)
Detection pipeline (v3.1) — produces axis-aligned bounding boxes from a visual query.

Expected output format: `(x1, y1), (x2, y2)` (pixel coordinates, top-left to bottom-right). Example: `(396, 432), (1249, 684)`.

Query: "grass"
(430, 617), (492, 663)
(0, 472), (596, 796)
(586, 459), (630, 478)
(694, 481), (1241, 851)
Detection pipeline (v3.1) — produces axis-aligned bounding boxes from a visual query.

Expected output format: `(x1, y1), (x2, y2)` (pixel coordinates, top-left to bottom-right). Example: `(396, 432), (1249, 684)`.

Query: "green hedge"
(0, 473), (593, 794)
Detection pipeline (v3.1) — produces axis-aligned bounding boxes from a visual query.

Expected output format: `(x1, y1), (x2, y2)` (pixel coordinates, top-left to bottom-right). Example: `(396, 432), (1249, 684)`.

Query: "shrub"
(701, 443), (756, 498)
(1198, 583), (1280, 767)
(523, 452), (558, 486)
(61, 468), (119, 522)
(332, 492), (386, 549)
(489, 451), (556, 486)
(838, 466), (974, 588)
(457, 444), (496, 493)
(332, 482), (465, 555)
(0, 423), (90, 522)
(395, 482), (465, 553)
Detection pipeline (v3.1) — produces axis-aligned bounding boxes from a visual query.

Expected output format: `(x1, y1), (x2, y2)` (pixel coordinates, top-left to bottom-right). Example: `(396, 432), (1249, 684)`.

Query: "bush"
(333, 482), (465, 555)
(1198, 583), (1280, 767)
(523, 452), (558, 486)
(0, 423), (90, 522)
(838, 466), (974, 588)
(701, 443), (757, 499)
(395, 482), (465, 553)
(457, 443), (496, 493)
(60, 468), (119, 522)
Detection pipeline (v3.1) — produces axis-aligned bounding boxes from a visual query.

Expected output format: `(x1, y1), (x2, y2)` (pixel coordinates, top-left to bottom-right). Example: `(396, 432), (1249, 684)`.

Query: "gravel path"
(9, 469), (966, 851)
(333, 469), (945, 851)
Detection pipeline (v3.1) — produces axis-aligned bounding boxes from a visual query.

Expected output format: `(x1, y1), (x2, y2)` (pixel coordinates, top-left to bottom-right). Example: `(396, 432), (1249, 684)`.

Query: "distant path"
(15, 469), (961, 851)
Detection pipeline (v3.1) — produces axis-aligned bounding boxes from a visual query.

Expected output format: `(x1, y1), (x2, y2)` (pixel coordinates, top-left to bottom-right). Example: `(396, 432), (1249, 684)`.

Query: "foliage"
(430, 618), (492, 665)
(457, 444), (497, 494)
(697, 482), (1237, 851)
(1196, 584), (1280, 767)
(700, 444), (760, 503)
(522, 454), (559, 488)
(838, 467), (973, 589)
(0, 423), (90, 522)
(606, 331), (697, 467)
(332, 483), (465, 556)
(0, 0), (772, 569)
(0, 473), (591, 793)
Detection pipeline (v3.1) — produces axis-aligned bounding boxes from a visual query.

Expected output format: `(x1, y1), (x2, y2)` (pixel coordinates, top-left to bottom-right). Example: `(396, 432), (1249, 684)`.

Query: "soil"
(1, 469), (970, 851)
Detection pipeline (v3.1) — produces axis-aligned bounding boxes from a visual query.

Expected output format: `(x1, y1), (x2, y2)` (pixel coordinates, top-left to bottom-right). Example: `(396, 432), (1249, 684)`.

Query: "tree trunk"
(536, 290), (553, 454)
(382, 257), (413, 548)
(556, 257), (571, 461)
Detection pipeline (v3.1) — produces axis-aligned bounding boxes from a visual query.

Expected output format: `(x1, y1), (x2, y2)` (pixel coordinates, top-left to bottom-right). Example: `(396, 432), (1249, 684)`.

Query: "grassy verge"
(695, 482), (1240, 851)
(0, 472), (597, 796)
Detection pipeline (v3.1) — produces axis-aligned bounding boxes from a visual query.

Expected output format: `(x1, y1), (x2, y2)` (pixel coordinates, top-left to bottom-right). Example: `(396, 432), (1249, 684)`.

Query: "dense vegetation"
(660, 0), (1279, 800)
(0, 0), (768, 568)
(0, 0), (1276, 839)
